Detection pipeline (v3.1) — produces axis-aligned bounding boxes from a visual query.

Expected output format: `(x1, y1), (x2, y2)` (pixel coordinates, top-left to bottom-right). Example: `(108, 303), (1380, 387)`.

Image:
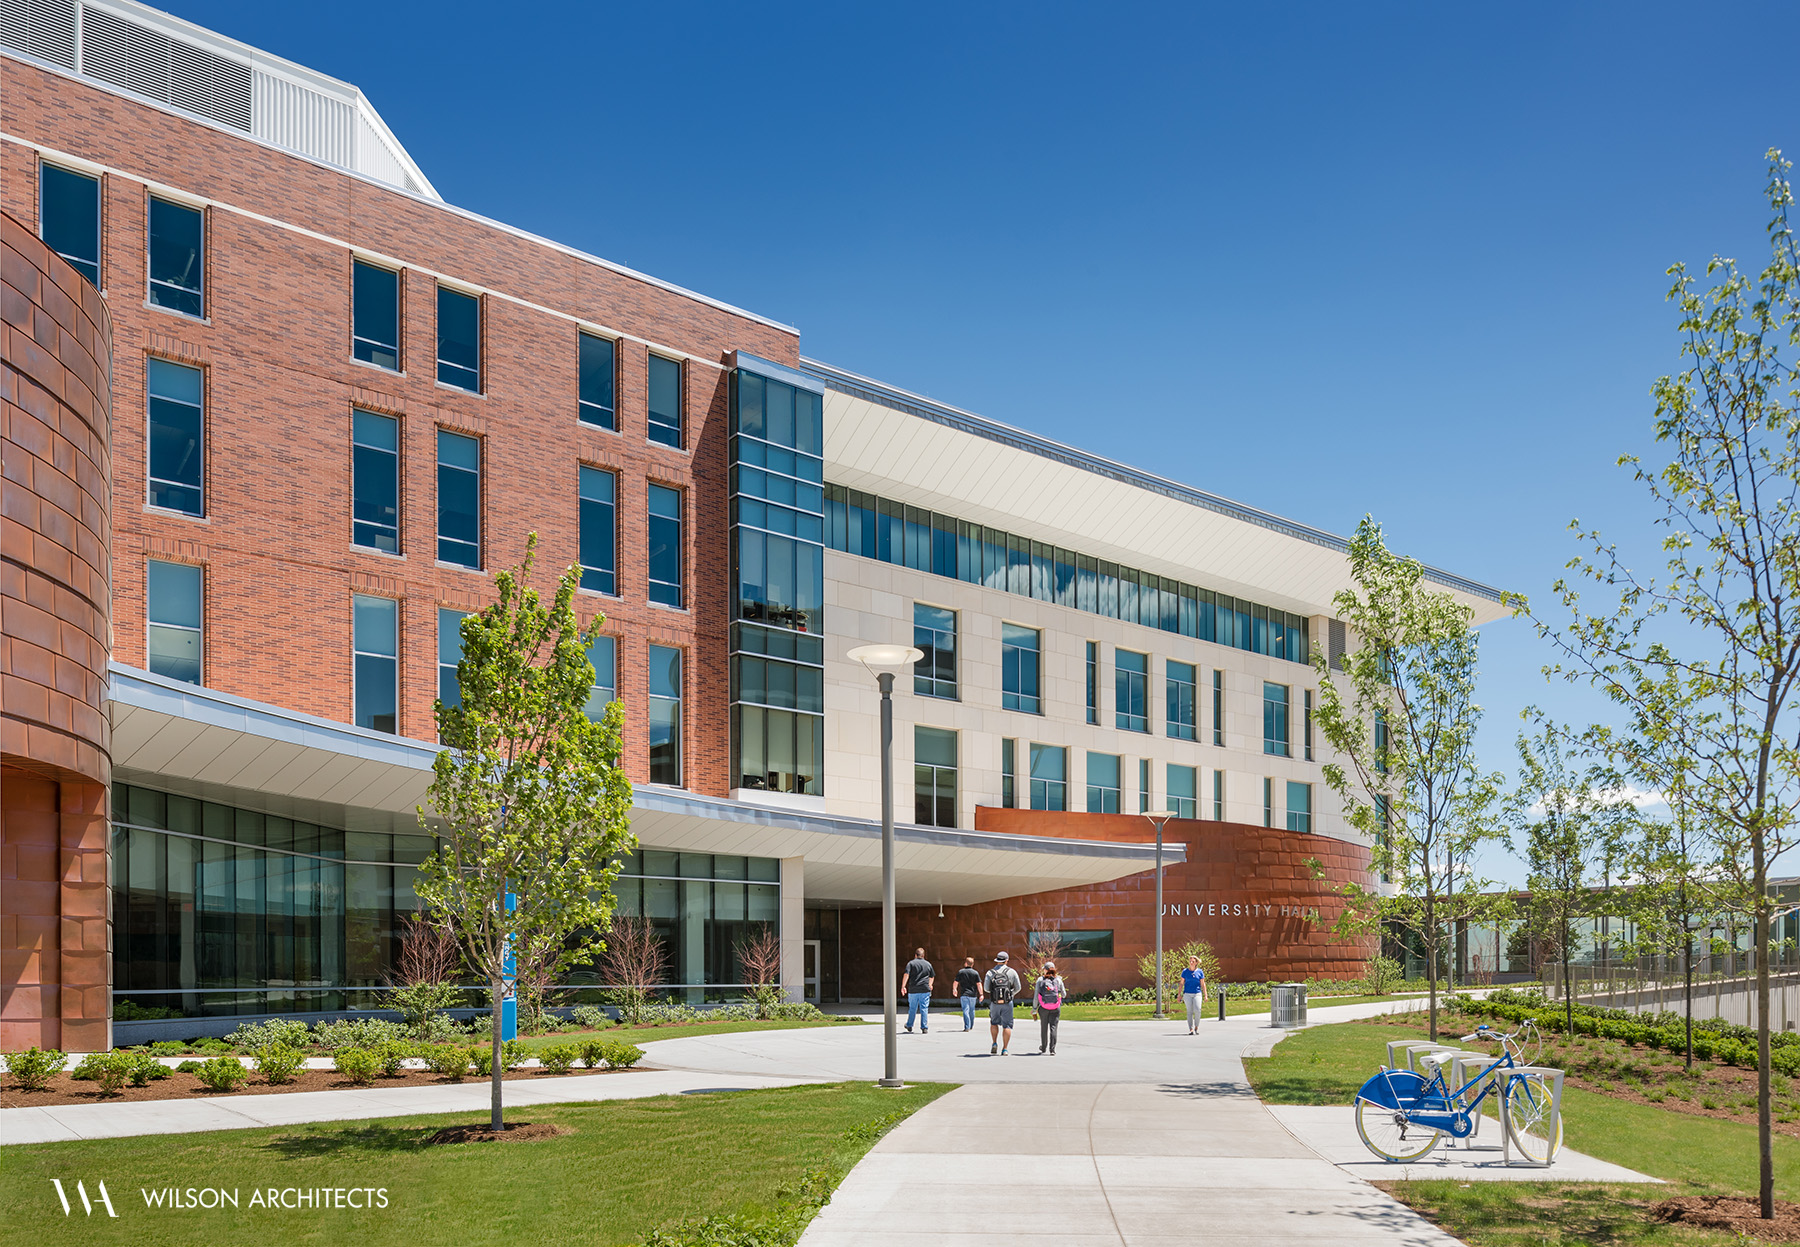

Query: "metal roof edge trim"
(800, 356), (1505, 606)
(732, 350), (826, 395)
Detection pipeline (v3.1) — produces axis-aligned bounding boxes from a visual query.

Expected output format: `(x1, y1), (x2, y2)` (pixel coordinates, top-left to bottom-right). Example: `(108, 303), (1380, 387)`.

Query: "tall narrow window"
(913, 605), (957, 699)
(1001, 738), (1017, 808)
(579, 466), (617, 594)
(1304, 689), (1314, 762)
(1286, 781), (1313, 834)
(1168, 764), (1197, 819)
(1212, 669), (1224, 746)
(648, 484), (683, 607)
(1086, 752), (1121, 814)
(579, 332), (616, 429)
(436, 286), (480, 391)
(1001, 624), (1041, 713)
(914, 726), (958, 827)
(649, 644), (682, 784)
(1029, 743), (1066, 811)
(1263, 682), (1290, 756)
(351, 409), (399, 553)
(437, 608), (468, 710)
(353, 595), (398, 735)
(352, 261), (400, 370)
(1138, 757), (1151, 813)
(1166, 660), (1197, 740)
(1116, 649), (1148, 732)
(1263, 776), (1274, 828)
(436, 430), (480, 568)
(1213, 770), (1224, 821)
(585, 634), (617, 721)
(147, 358), (203, 515)
(40, 163), (99, 286)
(146, 560), (201, 685)
(1086, 641), (1099, 724)
(148, 196), (203, 316)
(648, 354), (682, 447)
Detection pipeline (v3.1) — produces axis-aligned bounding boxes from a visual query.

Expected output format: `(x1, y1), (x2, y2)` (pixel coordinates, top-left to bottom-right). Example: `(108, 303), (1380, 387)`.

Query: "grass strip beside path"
(514, 1015), (857, 1054)
(1, 1080), (950, 1247)
(1058, 993), (1408, 1022)
(1244, 1020), (1800, 1245)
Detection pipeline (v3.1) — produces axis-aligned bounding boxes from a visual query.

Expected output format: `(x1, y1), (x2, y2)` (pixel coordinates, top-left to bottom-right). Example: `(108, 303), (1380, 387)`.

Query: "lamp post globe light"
(848, 643), (925, 1089)
(1142, 811), (1178, 1019)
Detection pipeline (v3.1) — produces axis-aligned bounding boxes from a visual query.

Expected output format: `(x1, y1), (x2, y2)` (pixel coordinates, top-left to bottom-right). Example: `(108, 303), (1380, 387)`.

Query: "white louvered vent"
(254, 70), (352, 167)
(169, 36), (250, 130)
(0, 0), (77, 69)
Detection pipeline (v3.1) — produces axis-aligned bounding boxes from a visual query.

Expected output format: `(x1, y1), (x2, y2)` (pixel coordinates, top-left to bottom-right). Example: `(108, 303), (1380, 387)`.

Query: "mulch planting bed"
(1, 1065), (644, 1108)
(1652, 1196), (1800, 1242)
(425, 1121), (570, 1146)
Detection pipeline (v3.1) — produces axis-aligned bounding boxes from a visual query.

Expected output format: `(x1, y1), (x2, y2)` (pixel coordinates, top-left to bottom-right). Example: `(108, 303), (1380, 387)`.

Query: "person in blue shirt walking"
(1181, 955), (1208, 1034)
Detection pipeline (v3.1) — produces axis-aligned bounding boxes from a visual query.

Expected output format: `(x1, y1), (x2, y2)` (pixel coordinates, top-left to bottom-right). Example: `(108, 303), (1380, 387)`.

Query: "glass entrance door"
(803, 939), (821, 1003)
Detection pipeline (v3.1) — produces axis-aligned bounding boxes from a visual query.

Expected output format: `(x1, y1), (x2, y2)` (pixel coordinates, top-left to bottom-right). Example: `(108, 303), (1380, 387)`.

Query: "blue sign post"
(500, 890), (517, 1042)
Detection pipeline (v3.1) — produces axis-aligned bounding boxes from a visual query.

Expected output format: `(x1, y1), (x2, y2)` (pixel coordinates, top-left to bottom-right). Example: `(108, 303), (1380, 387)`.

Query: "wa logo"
(51, 1179), (118, 1217)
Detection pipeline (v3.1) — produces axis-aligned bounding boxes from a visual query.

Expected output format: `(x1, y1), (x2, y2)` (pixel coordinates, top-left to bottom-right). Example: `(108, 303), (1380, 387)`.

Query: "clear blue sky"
(168, 0), (1800, 884)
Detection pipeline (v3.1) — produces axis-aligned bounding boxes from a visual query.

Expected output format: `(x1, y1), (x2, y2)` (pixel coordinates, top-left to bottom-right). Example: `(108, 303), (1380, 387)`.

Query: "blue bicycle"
(1353, 1021), (1563, 1163)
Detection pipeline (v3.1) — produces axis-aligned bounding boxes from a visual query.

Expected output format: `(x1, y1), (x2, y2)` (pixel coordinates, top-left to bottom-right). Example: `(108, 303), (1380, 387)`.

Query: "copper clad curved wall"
(1, 208), (113, 1052)
(842, 811), (1378, 997)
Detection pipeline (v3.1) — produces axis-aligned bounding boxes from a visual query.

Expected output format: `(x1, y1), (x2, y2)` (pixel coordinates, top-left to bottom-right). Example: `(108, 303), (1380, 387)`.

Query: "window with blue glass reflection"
(1263, 682), (1290, 757)
(351, 410), (399, 553)
(1286, 781), (1312, 833)
(1116, 650), (1148, 732)
(579, 332), (616, 429)
(148, 197), (203, 316)
(915, 725), (957, 827)
(437, 608), (467, 711)
(147, 358), (203, 515)
(436, 286), (480, 391)
(1030, 743), (1066, 811)
(579, 466), (617, 594)
(914, 604), (957, 699)
(352, 261), (400, 370)
(1086, 751), (1121, 814)
(1167, 660), (1197, 741)
(585, 633), (617, 721)
(40, 163), (99, 287)
(649, 484), (683, 607)
(147, 560), (202, 685)
(649, 644), (682, 784)
(648, 354), (682, 447)
(1002, 624), (1041, 714)
(436, 430), (480, 568)
(353, 595), (398, 734)
(1169, 764), (1197, 819)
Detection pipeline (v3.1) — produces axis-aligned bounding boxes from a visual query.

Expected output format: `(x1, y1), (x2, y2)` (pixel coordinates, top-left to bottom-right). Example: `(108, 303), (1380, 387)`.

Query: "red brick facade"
(0, 57), (798, 792)
(2, 207), (113, 1050)
(839, 809), (1377, 998)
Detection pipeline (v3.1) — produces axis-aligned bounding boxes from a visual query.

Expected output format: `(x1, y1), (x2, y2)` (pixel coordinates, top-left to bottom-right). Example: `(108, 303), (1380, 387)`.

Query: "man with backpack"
(984, 951), (1022, 1055)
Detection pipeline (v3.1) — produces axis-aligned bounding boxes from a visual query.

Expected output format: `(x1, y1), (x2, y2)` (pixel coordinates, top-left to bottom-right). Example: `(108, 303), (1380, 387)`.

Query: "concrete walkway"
(0, 1068), (820, 1146)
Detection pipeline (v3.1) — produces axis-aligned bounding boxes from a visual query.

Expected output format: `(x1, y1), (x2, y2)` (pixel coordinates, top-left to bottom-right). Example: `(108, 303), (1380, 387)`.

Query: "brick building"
(0, 1), (1504, 1045)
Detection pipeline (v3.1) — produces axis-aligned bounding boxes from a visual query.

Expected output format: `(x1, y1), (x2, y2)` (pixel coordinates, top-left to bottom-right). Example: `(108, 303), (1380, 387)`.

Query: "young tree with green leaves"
(1310, 515), (1508, 1041)
(1524, 150), (1800, 1218)
(414, 536), (635, 1131)
(1506, 721), (1633, 1036)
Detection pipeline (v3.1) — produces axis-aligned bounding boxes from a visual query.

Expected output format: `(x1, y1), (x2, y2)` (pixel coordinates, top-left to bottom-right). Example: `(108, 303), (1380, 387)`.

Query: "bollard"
(1217, 985), (1227, 1021)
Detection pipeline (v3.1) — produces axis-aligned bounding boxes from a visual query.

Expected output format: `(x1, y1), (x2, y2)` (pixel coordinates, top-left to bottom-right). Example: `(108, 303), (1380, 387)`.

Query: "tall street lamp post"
(848, 643), (923, 1089)
(1143, 810), (1178, 1019)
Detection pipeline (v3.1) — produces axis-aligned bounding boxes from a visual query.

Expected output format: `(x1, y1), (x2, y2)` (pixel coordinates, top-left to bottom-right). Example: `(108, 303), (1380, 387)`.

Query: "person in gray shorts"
(984, 951), (1022, 1055)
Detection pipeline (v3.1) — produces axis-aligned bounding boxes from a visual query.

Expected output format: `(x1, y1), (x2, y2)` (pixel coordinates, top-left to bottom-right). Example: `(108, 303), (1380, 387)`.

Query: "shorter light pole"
(1143, 811), (1178, 1019)
(848, 643), (924, 1089)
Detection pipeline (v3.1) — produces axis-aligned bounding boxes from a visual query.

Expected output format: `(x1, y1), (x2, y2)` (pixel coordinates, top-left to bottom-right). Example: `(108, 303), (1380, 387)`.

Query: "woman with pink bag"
(1034, 961), (1066, 1055)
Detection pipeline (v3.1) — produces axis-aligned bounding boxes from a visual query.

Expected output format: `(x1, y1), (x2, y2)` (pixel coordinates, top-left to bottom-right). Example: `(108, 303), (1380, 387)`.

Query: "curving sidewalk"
(635, 1000), (1655, 1246)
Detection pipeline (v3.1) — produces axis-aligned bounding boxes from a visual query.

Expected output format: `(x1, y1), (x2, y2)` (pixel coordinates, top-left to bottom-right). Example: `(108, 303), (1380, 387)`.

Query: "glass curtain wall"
(596, 851), (782, 1004)
(730, 364), (826, 796)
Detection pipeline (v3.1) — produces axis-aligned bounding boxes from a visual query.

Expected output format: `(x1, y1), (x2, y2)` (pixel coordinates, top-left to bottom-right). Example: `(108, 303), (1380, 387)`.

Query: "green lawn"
(1, 1081), (949, 1247)
(1057, 993), (1409, 1022)
(512, 1015), (857, 1054)
(1244, 1019), (1800, 1245)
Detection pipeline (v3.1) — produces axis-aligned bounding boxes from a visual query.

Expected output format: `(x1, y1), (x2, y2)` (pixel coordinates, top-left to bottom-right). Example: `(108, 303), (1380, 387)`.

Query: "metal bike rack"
(1385, 1039), (1451, 1070)
(1498, 1065), (1565, 1168)
(1451, 1055), (1504, 1150)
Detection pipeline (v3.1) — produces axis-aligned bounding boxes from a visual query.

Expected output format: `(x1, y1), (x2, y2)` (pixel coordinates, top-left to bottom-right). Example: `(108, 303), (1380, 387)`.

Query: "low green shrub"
(374, 1039), (414, 1077)
(111, 999), (182, 1021)
(186, 1037), (234, 1055)
(73, 1052), (131, 1095)
(569, 1005), (613, 1031)
(579, 1039), (609, 1069)
(126, 1052), (170, 1086)
(7, 1047), (68, 1090)
(174, 1059), (204, 1074)
(421, 1044), (471, 1079)
(333, 1047), (381, 1085)
(194, 1057), (248, 1091)
(225, 1018), (311, 1051)
(148, 1040), (187, 1056)
(601, 1040), (645, 1070)
(312, 1018), (409, 1051)
(538, 1043), (580, 1074)
(253, 1044), (305, 1085)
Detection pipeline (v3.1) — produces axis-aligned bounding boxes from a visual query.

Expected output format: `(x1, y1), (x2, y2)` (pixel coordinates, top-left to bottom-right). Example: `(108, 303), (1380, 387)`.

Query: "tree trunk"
(1564, 924), (1575, 1039)
(1426, 923), (1440, 1042)
(490, 975), (504, 1133)
(1756, 848), (1773, 1219)
(1684, 911), (1695, 1071)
